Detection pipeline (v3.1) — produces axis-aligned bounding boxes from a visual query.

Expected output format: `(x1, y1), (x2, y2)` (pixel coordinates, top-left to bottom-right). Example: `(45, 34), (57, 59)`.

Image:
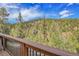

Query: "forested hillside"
(0, 19), (79, 53)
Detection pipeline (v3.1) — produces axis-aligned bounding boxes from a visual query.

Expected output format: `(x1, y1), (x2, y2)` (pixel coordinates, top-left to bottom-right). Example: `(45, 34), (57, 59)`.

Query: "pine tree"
(0, 7), (9, 33)
(18, 11), (23, 22)
(0, 7), (9, 23)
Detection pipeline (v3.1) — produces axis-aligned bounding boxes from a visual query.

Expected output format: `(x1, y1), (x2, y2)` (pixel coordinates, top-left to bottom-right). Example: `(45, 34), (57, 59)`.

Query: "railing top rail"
(0, 33), (79, 56)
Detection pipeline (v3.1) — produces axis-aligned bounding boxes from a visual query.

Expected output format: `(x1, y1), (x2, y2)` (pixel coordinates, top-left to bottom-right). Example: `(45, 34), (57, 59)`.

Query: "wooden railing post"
(20, 43), (28, 56)
(2, 37), (6, 50)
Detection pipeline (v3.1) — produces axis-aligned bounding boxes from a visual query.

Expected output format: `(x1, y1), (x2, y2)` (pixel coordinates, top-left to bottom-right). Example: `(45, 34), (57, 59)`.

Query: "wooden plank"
(0, 50), (10, 56)
(20, 44), (28, 56)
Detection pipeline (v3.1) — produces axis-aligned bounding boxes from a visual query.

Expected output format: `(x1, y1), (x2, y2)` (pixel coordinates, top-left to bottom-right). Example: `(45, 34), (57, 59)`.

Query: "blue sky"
(0, 3), (79, 23)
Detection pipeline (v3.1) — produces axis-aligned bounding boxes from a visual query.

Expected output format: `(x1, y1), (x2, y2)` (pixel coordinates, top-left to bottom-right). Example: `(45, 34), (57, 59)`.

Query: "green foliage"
(0, 7), (9, 23)
(0, 19), (79, 53)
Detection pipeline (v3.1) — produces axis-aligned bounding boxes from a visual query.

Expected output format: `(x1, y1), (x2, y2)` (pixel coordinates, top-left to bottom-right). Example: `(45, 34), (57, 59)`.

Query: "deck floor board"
(0, 50), (10, 56)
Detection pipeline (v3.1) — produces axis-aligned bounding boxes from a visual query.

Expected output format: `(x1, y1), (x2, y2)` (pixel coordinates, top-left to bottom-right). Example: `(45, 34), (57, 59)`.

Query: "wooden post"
(20, 43), (28, 56)
(2, 37), (6, 50)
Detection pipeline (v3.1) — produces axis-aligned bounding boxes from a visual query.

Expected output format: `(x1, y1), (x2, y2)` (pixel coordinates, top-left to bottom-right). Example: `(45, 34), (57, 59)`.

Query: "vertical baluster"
(28, 48), (29, 56)
(39, 52), (41, 56)
(34, 50), (37, 56)
(29, 48), (31, 56)
(36, 51), (38, 56)
(20, 43), (28, 56)
(33, 50), (37, 56)
(31, 48), (33, 56)
(32, 50), (34, 56)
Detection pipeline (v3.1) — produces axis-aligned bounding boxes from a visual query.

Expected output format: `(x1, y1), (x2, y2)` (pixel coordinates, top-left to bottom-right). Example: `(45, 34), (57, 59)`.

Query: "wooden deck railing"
(0, 33), (79, 56)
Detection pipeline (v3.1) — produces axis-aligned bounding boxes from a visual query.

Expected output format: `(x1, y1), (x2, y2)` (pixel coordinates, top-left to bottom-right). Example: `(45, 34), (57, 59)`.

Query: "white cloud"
(8, 5), (43, 21)
(6, 5), (19, 9)
(59, 10), (69, 15)
(60, 13), (73, 18)
(67, 3), (74, 6)
(59, 10), (73, 18)
(63, 3), (74, 10)
(0, 3), (19, 8)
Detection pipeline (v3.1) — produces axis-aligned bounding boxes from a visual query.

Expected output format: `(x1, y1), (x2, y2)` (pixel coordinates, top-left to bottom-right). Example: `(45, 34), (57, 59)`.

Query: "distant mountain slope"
(3, 19), (79, 53)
